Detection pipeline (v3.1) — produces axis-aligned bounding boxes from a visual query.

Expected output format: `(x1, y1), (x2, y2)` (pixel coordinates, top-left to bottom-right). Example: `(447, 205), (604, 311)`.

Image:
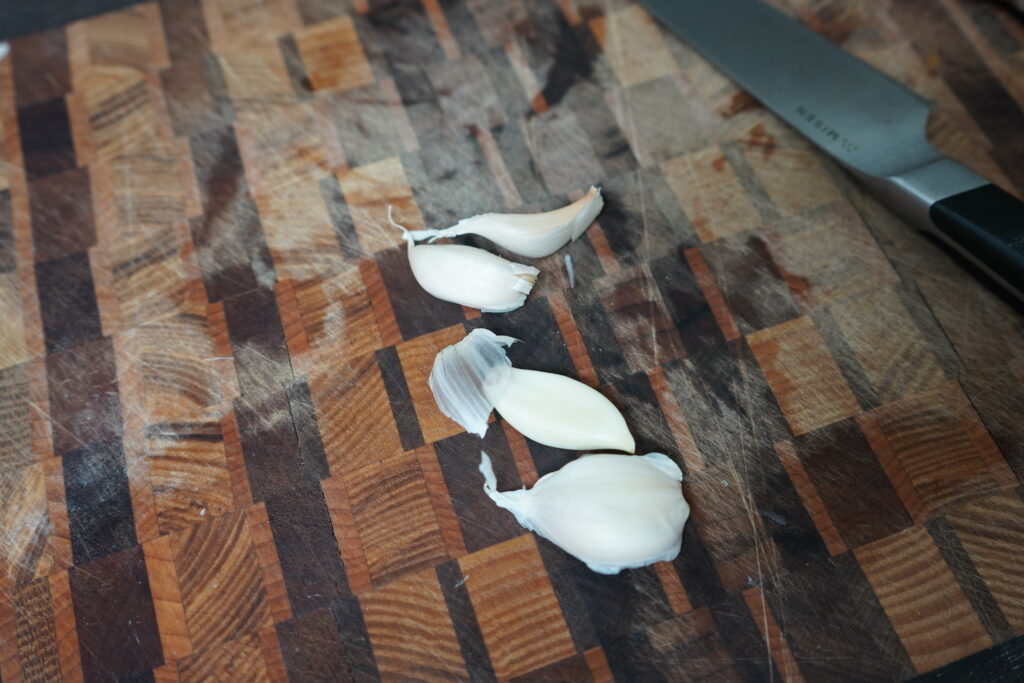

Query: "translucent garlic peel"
(487, 369), (634, 453)
(480, 452), (689, 574)
(428, 329), (516, 438)
(393, 213), (539, 313)
(429, 329), (635, 451)
(409, 187), (604, 259)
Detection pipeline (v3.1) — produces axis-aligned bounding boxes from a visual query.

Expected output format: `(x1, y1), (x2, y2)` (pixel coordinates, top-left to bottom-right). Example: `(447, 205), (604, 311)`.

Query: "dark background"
(1, 0), (143, 40)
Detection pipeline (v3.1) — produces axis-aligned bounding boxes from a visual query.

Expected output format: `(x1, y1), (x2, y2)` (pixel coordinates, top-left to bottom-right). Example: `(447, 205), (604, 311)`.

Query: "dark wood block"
(29, 167), (95, 263)
(36, 251), (103, 354)
(64, 437), (136, 564)
(69, 545), (163, 680)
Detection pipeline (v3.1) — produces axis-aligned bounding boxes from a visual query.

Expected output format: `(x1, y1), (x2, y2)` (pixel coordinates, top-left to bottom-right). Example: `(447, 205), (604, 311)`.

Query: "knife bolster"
(866, 158), (988, 229)
(854, 158), (1023, 302)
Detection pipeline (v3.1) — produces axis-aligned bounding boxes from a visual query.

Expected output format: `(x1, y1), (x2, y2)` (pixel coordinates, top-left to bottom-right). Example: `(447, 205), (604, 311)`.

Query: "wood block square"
(345, 450), (448, 586)
(136, 309), (223, 424)
(149, 437), (234, 535)
(82, 5), (167, 70)
(946, 490), (1024, 634)
(646, 608), (743, 680)
(0, 462), (50, 584)
(395, 324), (466, 444)
(294, 266), (381, 362)
(76, 66), (159, 161)
(108, 227), (190, 328)
(0, 364), (31, 469)
(295, 16), (374, 93)
(589, 5), (679, 87)
(29, 166), (96, 263)
(865, 382), (1008, 514)
(764, 202), (899, 309)
(525, 109), (604, 196)
(217, 42), (294, 111)
(597, 264), (686, 374)
(337, 157), (424, 254)
(662, 147), (760, 243)
(855, 526), (991, 673)
(306, 350), (403, 478)
(235, 102), (328, 197)
(741, 120), (842, 217)
(607, 76), (708, 167)
(17, 96), (77, 181)
(748, 316), (859, 435)
(426, 55), (506, 135)
(458, 534), (576, 679)
(68, 545), (163, 681)
(11, 577), (61, 680)
(0, 274), (28, 370)
(684, 466), (781, 591)
(176, 633), (269, 683)
(360, 567), (467, 679)
(107, 147), (185, 231)
(255, 186), (345, 284)
(829, 286), (947, 402)
(170, 510), (273, 652)
(142, 535), (192, 661)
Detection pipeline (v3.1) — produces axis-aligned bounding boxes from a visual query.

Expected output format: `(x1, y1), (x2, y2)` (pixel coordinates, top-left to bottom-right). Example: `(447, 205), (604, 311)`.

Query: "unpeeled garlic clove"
(429, 328), (635, 452)
(409, 187), (604, 259)
(391, 208), (539, 313)
(480, 451), (689, 574)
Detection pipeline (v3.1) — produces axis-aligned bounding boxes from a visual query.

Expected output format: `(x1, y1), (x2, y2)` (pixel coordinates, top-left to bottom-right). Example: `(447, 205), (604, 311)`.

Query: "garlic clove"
(392, 208), (539, 313)
(429, 329), (517, 438)
(480, 451), (689, 574)
(428, 329), (635, 451)
(486, 369), (635, 453)
(409, 187), (604, 259)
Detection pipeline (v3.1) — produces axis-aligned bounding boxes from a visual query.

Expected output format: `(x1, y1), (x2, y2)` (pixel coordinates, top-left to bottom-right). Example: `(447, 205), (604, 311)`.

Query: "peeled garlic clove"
(487, 369), (634, 452)
(392, 209), (539, 313)
(429, 329), (635, 452)
(480, 451), (689, 574)
(409, 187), (604, 259)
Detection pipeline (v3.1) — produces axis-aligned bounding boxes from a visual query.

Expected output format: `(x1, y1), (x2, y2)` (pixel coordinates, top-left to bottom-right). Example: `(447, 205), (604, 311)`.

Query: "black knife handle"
(929, 184), (1024, 300)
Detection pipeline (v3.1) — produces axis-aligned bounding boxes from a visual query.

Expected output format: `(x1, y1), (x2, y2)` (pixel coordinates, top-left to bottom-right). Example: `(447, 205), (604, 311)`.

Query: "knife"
(640, 0), (1024, 302)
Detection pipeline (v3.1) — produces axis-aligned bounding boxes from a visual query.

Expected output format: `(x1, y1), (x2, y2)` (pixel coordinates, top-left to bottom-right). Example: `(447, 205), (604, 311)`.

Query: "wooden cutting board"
(1, 0), (1023, 680)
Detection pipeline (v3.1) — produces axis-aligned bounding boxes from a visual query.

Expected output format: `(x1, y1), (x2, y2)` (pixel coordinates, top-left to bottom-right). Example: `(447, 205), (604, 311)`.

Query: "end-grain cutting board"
(1, 0), (1023, 680)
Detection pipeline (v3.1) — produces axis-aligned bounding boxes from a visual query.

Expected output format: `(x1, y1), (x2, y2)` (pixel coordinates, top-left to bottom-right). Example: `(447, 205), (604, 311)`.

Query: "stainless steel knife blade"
(640, 0), (1024, 302)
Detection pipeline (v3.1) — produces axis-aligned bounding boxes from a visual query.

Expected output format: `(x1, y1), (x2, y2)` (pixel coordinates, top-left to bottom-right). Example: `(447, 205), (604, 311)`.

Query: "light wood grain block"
(830, 285), (947, 401)
(865, 381), (1010, 514)
(295, 16), (373, 94)
(307, 349), (403, 477)
(662, 147), (760, 243)
(589, 5), (679, 87)
(171, 511), (273, 652)
(855, 525), (991, 673)
(256, 186), (344, 284)
(344, 450), (448, 586)
(395, 324), (466, 444)
(294, 266), (381, 363)
(748, 316), (860, 435)
(459, 534), (576, 679)
(361, 567), (468, 679)
(337, 157), (424, 254)
(946, 490), (1024, 635)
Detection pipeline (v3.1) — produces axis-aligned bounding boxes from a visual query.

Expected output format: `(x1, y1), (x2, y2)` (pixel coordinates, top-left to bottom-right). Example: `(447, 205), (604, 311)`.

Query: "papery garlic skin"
(410, 187), (604, 259)
(480, 451), (689, 574)
(430, 329), (516, 438)
(429, 329), (635, 451)
(485, 369), (634, 453)
(394, 213), (539, 312)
